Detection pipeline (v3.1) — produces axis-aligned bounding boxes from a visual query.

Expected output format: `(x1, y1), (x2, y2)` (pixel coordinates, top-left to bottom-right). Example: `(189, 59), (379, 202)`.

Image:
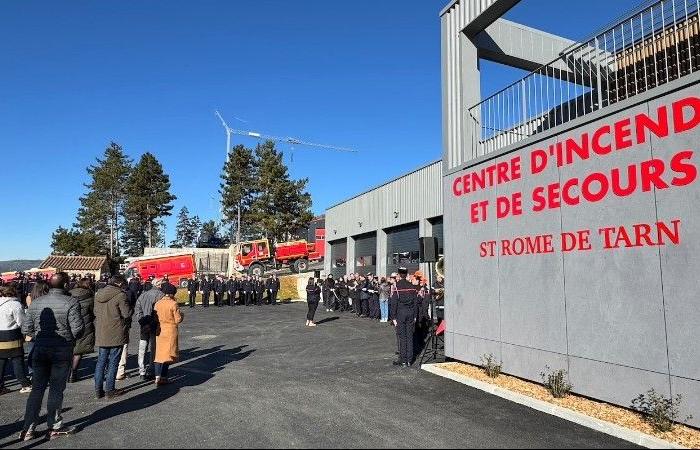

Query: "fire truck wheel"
(249, 263), (265, 277)
(179, 279), (189, 289)
(294, 259), (309, 274)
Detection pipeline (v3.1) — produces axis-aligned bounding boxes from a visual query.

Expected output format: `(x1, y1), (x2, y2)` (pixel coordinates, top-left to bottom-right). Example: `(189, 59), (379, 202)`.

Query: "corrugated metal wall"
(325, 161), (443, 241)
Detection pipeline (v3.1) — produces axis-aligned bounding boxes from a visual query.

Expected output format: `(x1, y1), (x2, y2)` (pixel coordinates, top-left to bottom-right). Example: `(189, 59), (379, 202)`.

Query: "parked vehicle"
(123, 253), (196, 288)
(234, 229), (326, 277)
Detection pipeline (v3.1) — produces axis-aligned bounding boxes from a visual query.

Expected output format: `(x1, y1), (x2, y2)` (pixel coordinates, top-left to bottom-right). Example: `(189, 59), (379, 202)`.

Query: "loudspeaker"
(419, 237), (439, 263)
(314, 270), (321, 279)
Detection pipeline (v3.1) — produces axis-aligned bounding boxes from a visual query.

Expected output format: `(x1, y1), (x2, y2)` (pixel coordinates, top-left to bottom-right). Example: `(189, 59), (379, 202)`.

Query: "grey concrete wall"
(444, 78), (700, 426)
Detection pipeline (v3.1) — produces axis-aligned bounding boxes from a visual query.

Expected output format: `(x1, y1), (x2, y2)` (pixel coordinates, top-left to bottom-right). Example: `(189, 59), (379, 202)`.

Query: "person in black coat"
(266, 275), (280, 305)
(127, 276), (142, 308)
(390, 268), (419, 367)
(226, 277), (237, 306)
(201, 275), (212, 308)
(254, 277), (265, 306)
(305, 278), (321, 327)
(322, 275), (335, 312)
(359, 276), (370, 317)
(242, 276), (254, 306)
(187, 277), (199, 308)
(214, 276), (226, 307)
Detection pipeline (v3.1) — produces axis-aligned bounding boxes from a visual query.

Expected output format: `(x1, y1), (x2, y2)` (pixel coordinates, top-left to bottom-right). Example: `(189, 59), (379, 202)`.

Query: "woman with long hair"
(26, 280), (49, 308)
(305, 278), (321, 327)
(69, 279), (95, 383)
(153, 284), (183, 386)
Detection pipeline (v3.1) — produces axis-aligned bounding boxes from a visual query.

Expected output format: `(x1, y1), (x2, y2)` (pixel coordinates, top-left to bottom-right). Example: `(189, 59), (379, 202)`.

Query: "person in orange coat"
(153, 285), (183, 386)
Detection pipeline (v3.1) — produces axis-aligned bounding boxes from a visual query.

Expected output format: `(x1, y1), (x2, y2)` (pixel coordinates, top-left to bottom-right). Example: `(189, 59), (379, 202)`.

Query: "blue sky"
(0, 0), (644, 260)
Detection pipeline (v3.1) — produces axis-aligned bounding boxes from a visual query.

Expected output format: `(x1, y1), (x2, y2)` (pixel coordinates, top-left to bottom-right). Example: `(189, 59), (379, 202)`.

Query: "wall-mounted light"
(394, 211), (400, 219)
(358, 221), (363, 228)
(333, 229), (337, 235)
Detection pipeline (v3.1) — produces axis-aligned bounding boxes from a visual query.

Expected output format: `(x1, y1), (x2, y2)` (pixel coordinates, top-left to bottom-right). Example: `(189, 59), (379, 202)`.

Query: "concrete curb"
(421, 364), (686, 450)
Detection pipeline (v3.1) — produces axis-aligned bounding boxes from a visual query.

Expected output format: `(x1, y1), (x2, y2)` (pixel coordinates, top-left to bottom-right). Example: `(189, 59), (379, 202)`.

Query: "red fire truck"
(234, 229), (325, 277)
(124, 253), (196, 288)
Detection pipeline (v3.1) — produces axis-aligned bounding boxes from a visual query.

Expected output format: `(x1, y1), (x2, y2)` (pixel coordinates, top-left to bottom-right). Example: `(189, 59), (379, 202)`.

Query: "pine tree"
(172, 206), (200, 248)
(51, 227), (103, 256)
(220, 144), (257, 242)
(121, 153), (176, 256)
(76, 142), (132, 257)
(249, 141), (314, 242)
(199, 220), (226, 248)
(190, 215), (202, 245)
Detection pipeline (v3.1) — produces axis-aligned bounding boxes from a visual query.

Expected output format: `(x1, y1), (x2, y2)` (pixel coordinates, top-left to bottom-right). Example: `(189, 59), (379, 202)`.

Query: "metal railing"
(467, 0), (700, 158)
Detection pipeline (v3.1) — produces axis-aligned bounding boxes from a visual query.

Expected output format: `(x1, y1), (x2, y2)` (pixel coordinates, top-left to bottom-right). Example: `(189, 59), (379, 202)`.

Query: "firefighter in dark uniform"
(187, 276), (199, 308)
(201, 275), (212, 307)
(266, 274), (280, 305)
(237, 276), (245, 305)
(255, 276), (266, 306)
(242, 276), (254, 306)
(391, 268), (419, 367)
(215, 276), (226, 307)
(227, 276), (237, 306)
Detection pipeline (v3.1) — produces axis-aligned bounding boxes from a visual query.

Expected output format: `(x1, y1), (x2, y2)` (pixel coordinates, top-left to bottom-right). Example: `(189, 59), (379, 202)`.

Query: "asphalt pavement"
(0, 302), (639, 449)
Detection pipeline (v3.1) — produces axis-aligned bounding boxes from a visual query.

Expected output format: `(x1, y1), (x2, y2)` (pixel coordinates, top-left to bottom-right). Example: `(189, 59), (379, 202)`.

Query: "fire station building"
(324, 159), (443, 280)
(326, 0), (700, 426)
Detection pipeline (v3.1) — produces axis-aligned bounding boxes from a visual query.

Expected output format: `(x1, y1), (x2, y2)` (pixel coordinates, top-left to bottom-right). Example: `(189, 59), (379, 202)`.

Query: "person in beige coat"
(153, 284), (183, 386)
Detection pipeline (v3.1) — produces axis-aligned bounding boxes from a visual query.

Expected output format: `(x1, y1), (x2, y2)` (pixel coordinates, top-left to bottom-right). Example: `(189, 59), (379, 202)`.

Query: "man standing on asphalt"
(134, 278), (164, 381)
(226, 276), (237, 306)
(21, 272), (84, 441)
(201, 275), (212, 308)
(187, 275), (199, 308)
(94, 275), (132, 399)
(242, 275), (254, 306)
(266, 274), (280, 305)
(214, 275), (226, 307)
(390, 268), (418, 368)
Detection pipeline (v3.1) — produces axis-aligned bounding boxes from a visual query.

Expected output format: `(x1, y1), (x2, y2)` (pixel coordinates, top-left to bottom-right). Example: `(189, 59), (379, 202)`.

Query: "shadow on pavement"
(315, 317), (340, 325)
(5, 345), (254, 448)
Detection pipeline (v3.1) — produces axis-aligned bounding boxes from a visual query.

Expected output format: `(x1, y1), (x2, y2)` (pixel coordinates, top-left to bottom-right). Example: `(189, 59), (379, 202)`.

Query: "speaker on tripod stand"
(417, 237), (445, 365)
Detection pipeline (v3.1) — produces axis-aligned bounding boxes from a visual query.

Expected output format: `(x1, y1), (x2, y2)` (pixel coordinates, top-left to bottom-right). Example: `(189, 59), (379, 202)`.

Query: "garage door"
(329, 239), (347, 279)
(386, 222), (420, 276)
(354, 232), (377, 275)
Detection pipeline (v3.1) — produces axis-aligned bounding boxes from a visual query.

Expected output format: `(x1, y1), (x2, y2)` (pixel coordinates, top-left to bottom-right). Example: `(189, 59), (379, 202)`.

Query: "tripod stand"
(418, 262), (444, 365)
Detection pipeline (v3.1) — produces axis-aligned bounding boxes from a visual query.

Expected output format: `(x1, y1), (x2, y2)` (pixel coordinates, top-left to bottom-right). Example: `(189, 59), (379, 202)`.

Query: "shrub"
(480, 353), (502, 379)
(631, 389), (693, 433)
(540, 366), (573, 398)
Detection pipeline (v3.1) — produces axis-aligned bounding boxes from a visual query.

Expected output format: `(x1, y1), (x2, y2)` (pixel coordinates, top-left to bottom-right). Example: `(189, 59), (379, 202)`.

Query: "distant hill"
(0, 260), (43, 273)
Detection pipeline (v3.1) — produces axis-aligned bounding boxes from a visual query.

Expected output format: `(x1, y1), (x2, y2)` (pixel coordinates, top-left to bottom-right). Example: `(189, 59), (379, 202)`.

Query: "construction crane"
(215, 110), (356, 244)
(230, 129), (356, 153)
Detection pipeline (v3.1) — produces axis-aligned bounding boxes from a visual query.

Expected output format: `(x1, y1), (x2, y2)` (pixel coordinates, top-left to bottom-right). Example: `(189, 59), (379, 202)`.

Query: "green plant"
(631, 389), (693, 433)
(540, 366), (573, 398)
(480, 353), (502, 379)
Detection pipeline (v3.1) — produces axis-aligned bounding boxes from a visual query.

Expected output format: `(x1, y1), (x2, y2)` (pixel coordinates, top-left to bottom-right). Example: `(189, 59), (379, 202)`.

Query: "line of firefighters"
(184, 274), (281, 307)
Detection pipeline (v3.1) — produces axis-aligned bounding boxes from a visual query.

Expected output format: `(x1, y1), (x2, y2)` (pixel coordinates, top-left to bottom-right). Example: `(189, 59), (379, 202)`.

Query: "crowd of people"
(306, 268), (444, 367)
(0, 265), (443, 441)
(0, 272), (184, 442)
